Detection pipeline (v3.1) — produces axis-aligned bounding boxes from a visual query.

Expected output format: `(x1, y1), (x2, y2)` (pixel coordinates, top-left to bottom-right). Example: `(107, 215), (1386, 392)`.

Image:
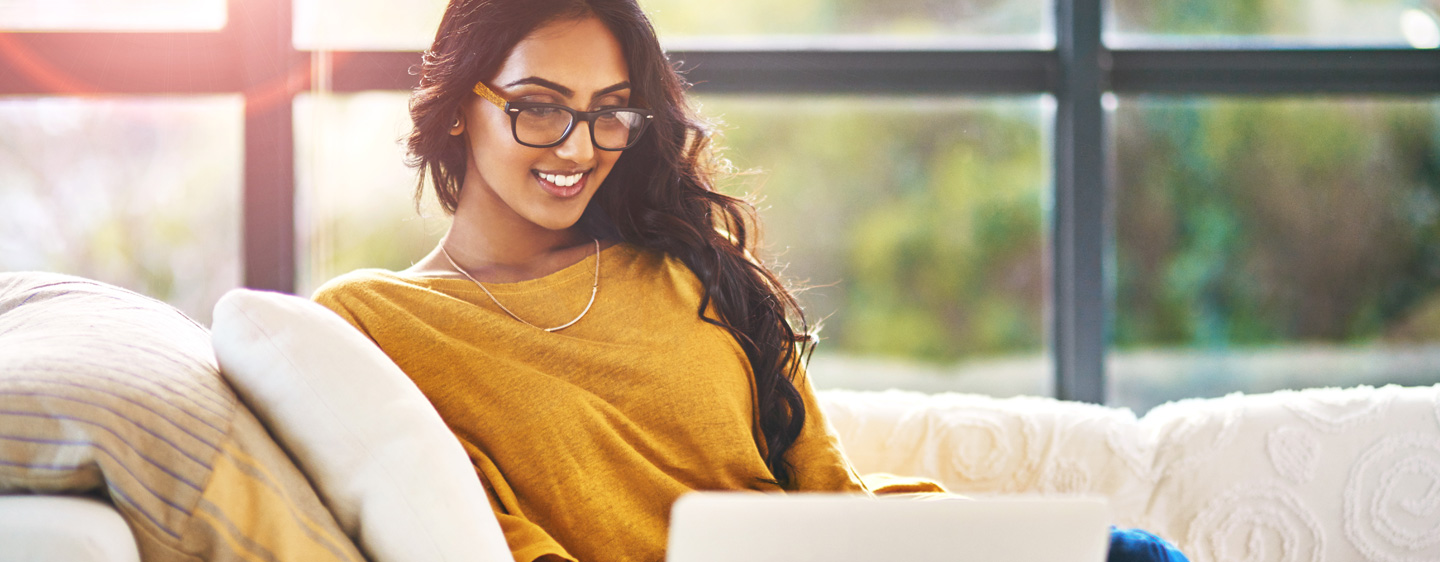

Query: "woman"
(313, 1), (1187, 561)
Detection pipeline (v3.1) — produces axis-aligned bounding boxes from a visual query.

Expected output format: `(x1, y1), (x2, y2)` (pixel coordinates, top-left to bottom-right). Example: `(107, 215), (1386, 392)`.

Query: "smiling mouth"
(535, 170), (587, 187)
(533, 169), (590, 197)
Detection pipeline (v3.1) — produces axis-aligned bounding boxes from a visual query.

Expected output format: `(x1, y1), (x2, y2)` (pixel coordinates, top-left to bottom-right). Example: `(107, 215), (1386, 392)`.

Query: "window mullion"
(1054, 0), (1108, 403)
(233, 0), (298, 293)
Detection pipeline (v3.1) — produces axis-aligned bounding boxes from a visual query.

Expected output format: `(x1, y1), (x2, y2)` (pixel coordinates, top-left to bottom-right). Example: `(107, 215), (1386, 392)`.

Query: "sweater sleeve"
(458, 439), (578, 562)
(311, 278), (379, 344)
(783, 361), (951, 497)
(314, 278), (579, 562)
(782, 363), (871, 494)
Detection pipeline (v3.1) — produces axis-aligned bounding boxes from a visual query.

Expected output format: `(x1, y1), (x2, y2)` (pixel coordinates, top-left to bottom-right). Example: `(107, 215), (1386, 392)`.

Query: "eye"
(594, 94), (629, 109)
(523, 106), (564, 118)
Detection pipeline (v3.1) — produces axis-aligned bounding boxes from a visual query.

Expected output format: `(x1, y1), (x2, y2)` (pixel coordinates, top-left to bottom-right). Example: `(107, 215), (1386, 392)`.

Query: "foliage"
(1113, 99), (1440, 350)
(702, 96), (1046, 362)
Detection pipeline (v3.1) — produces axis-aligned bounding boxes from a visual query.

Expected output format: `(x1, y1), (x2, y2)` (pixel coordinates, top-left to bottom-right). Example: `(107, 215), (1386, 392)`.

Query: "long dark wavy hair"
(406, 0), (815, 488)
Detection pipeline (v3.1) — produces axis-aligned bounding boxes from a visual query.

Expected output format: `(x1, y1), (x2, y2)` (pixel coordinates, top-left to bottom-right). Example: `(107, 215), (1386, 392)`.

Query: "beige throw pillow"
(0, 272), (363, 562)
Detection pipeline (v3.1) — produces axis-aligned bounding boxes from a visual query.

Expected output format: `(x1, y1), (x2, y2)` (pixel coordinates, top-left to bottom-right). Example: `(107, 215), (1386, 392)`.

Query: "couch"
(2, 272), (1437, 562)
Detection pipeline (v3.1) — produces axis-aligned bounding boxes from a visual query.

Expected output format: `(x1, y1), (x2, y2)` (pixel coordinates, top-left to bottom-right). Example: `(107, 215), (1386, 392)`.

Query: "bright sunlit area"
(0, 96), (243, 325)
(1106, 0), (1440, 47)
(0, 0), (226, 30)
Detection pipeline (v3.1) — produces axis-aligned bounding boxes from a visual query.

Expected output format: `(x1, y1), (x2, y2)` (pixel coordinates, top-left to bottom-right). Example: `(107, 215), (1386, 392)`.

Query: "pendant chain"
(440, 239), (599, 332)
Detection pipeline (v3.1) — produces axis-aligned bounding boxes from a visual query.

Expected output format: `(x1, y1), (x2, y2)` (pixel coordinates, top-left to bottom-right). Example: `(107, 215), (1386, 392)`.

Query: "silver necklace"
(440, 239), (600, 332)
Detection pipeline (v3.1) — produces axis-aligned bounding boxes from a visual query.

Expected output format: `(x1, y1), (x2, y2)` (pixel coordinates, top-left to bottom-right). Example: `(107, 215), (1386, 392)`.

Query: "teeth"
(539, 172), (584, 187)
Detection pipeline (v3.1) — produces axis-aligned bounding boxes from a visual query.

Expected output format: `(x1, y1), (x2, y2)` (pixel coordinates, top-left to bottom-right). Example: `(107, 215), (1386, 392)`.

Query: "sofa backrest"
(818, 384), (1440, 562)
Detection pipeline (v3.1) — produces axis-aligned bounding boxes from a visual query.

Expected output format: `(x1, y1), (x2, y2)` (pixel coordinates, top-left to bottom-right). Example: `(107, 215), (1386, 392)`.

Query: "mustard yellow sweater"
(312, 243), (868, 562)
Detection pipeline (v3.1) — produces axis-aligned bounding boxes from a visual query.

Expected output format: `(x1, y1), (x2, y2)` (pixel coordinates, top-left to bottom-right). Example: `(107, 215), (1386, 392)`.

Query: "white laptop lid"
(667, 493), (1110, 562)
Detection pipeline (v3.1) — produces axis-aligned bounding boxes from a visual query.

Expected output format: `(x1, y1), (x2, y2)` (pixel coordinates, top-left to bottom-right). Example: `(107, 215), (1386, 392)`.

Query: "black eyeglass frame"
(473, 81), (655, 151)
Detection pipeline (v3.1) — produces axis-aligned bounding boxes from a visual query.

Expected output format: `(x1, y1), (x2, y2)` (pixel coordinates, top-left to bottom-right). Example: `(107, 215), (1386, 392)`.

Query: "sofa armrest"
(0, 495), (139, 562)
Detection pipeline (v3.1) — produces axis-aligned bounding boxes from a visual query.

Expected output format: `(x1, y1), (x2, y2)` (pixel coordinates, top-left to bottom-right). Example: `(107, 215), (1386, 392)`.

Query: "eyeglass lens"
(514, 106), (647, 149)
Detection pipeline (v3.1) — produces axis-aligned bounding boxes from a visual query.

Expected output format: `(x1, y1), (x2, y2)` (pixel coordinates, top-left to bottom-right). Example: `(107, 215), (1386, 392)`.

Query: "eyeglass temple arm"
(473, 82), (508, 110)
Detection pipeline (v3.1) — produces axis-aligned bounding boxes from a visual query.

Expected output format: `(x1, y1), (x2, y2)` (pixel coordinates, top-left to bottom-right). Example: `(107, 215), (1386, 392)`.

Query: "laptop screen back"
(667, 493), (1110, 562)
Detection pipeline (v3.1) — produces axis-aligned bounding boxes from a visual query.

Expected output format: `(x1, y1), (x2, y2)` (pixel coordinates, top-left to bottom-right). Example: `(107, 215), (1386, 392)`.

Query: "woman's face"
(457, 16), (631, 235)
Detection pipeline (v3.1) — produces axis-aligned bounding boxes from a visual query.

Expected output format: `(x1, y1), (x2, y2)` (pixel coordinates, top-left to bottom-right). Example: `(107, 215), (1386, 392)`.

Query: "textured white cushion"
(1139, 385), (1440, 562)
(819, 389), (1155, 526)
(211, 289), (512, 562)
(822, 384), (1440, 562)
(0, 495), (139, 562)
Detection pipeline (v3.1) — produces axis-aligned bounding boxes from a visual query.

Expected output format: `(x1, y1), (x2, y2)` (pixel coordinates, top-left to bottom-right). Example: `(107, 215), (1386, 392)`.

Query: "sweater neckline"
(386, 242), (636, 295)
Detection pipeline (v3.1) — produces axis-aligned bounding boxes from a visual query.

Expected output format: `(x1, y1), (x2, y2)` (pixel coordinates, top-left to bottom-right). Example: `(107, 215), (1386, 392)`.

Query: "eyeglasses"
(473, 81), (654, 151)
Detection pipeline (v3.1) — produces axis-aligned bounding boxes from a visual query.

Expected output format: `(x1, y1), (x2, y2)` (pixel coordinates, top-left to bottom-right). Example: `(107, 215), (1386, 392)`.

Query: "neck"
(444, 216), (587, 268)
(447, 172), (592, 260)
(434, 200), (595, 284)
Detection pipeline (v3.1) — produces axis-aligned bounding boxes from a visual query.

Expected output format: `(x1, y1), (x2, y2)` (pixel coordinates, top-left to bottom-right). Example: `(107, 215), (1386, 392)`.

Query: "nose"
(554, 120), (596, 164)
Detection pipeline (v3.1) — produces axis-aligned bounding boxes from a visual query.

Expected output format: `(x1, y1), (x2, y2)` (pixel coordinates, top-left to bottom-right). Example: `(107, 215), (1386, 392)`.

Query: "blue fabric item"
(1107, 527), (1189, 562)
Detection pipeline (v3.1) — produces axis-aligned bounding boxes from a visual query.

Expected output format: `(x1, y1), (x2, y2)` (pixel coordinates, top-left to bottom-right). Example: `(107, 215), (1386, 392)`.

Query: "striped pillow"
(0, 272), (364, 562)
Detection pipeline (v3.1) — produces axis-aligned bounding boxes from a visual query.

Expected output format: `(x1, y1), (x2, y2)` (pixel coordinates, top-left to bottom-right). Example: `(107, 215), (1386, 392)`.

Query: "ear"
(449, 114), (465, 136)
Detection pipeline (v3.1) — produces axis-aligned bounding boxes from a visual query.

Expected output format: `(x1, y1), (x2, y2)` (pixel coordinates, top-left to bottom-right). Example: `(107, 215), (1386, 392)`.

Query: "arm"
(495, 513), (577, 562)
(783, 364), (951, 496)
(467, 421), (580, 562)
(781, 362), (872, 494)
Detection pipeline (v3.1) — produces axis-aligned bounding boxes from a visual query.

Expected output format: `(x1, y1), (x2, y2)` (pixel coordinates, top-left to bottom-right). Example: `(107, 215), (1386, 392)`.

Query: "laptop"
(667, 492), (1111, 562)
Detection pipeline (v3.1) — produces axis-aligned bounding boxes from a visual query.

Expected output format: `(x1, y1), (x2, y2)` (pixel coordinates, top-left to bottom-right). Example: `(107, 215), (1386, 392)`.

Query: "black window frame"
(2, 0), (1437, 402)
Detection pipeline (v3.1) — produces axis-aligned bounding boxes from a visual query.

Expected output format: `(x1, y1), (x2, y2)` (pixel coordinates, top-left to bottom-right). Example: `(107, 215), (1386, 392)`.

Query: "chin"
(526, 208), (590, 232)
(532, 191), (600, 232)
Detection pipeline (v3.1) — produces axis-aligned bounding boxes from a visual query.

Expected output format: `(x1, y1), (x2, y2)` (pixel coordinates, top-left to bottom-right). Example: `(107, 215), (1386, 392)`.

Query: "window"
(1109, 0), (1440, 47)
(702, 95), (1051, 396)
(293, 92), (447, 294)
(1111, 96), (1440, 411)
(292, 0), (443, 50)
(0, 96), (243, 324)
(642, 0), (1051, 44)
(0, 0), (226, 31)
(5, 0), (1437, 406)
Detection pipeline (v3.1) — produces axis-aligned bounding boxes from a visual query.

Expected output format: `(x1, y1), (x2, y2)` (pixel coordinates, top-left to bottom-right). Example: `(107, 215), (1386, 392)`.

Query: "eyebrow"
(502, 77), (632, 100)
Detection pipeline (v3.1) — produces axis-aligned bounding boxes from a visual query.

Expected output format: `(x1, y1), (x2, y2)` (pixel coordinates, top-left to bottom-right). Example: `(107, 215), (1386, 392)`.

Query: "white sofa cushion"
(211, 288), (512, 562)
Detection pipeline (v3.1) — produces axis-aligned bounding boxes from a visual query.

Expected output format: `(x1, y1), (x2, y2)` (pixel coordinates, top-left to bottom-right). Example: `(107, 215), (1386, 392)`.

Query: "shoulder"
(310, 268), (429, 314)
(312, 268), (391, 300)
(611, 243), (701, 288)
(310, 268), (452, 339)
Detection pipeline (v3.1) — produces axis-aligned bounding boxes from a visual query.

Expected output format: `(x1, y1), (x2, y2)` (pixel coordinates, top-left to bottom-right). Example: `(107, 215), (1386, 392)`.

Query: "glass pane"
(644, 0), (1051, 45)
(0, 0), (225, 31)
(293, 0), (1052, 51)
(294, 91), (448, 295)
(1111, 97), (1440, 413)
(0, 96), (243, 324)
(1107, 0), (1440, 47)
(293, 0), (445, 51)
(701, 95), (1052, 396)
